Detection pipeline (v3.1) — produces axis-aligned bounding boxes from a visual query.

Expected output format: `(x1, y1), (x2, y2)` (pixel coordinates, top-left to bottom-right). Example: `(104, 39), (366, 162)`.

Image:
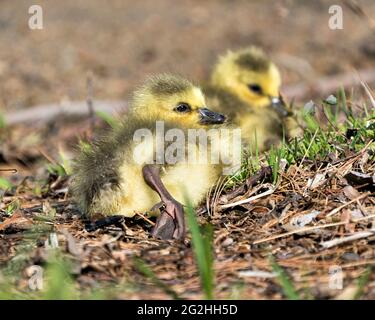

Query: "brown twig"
(320, 229), (375, 249)
(326, 192), (370, 217)
(37, 147), (57, 165)
(0, 168), (18, 173)
(86, 71), (95, 134)
(220, 183), (276, 209)
(135, 211), (156, 226)
(253, 214), (375, 245)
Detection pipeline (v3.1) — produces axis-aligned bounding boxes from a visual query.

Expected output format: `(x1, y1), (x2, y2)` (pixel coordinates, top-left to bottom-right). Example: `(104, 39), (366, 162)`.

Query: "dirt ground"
(0, 0), (375, 112)
(0, 0), (375, 300)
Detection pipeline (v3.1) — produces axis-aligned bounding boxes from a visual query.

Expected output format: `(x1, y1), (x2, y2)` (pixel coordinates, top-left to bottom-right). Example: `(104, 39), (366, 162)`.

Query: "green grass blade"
(134, 257), (182, 300)
(185, 196), (214, 300)
(353, 267), (372, 300)
(96, 111), (120, 129)
(0, 112), (5, 129)
(0, 177), (13, 191)
(42, 253), (77, 300)
(269, 255), (299, 300)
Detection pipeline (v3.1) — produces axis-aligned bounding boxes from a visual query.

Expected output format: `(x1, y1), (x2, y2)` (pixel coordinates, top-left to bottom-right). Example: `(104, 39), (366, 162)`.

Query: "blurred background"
(0, 0), (375, 113)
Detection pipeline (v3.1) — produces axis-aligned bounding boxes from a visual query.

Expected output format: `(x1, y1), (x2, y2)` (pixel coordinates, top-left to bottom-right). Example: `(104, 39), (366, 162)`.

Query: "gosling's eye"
(248, 84), (263, 94)
(174, 103), (191, 113)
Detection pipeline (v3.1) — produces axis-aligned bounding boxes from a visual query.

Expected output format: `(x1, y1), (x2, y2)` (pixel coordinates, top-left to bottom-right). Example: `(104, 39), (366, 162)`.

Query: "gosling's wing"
(70, 135), (123, 214)
(70, 116), (156, 214)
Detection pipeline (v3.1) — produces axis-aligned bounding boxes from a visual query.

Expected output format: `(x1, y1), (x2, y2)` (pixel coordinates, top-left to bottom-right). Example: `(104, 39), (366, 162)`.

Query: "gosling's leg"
(142, 164), (185, 240)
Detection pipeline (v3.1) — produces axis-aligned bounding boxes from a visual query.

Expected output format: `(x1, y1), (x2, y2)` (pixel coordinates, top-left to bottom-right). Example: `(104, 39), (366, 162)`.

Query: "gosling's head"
(211, 47), (287, 116)
(132, 74), (226, 127)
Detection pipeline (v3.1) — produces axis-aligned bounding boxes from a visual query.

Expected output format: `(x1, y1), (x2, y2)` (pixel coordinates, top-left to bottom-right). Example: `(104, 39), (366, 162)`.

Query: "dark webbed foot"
(151, 200), (185, 240)
(142, 164), (186, 240)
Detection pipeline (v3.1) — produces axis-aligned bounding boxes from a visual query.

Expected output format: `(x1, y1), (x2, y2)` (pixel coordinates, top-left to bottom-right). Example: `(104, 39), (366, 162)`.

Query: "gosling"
(71, 74), (237, 240)
(204, 46), (302, 152)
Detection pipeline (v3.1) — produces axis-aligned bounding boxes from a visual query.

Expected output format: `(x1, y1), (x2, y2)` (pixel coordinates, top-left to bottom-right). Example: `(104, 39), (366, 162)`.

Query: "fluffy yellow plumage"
(70, 74), (236, 239)
(205, 46), (302, 151)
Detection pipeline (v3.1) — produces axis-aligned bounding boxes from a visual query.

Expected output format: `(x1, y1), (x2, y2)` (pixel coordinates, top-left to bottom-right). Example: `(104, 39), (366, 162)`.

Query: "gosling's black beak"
(270, 96), (289, 117)
(198, 108), (226, 125)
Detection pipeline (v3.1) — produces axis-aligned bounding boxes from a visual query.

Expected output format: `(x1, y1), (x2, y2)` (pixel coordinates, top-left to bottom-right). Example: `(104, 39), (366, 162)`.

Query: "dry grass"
(1, 97), (374, 300)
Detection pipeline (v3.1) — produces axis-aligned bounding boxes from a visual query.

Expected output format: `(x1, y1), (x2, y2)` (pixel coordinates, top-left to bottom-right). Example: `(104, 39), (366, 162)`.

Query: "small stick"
(253, 214), (375, 245)
(206, 184), (214, 217)
(320, 229), (375, 249)
(220, 183), (276, 209)
(86, 71), (95, 135)
(135, 211), (156, 226)
(38, 147), (57, 165)
(211, 176), (227, 216)
(360, 80), (375, 108)
(326, 192), (370, 217)
(221, 163), (286, 209)
(0, 168), (17, 173)
(292, 128), (319, 179)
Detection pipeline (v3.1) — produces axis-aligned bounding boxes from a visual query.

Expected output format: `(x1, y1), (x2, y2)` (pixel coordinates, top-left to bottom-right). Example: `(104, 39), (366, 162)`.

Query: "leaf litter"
(1, 106), (375, 300)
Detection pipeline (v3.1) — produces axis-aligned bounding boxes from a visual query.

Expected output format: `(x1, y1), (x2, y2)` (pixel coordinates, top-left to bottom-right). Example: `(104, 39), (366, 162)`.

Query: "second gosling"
(205, 47), (302, 151)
